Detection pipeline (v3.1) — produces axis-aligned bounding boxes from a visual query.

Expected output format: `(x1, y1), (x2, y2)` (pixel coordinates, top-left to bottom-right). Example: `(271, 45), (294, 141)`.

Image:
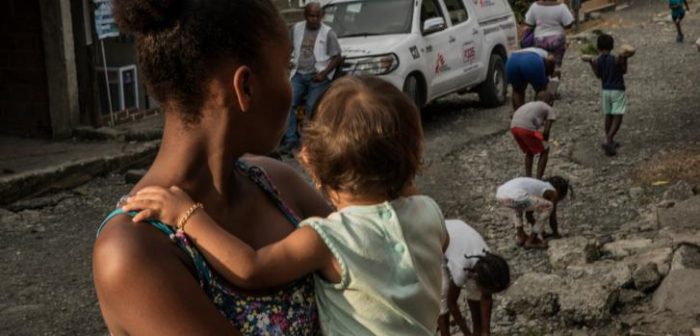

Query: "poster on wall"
(94, 0), (119, 39)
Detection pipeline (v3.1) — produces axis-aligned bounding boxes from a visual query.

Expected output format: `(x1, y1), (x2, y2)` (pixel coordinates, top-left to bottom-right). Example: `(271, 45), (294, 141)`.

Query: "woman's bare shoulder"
(93, 215), (179, 279)
(240, 155), (314, 192)
(92, 215), (239, 335)
(242, 155), (301, 178)
(241, 155), (332, 218)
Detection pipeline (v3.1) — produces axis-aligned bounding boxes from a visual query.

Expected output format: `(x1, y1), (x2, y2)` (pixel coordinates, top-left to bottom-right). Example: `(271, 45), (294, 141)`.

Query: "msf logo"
(435, 52), (451, 74)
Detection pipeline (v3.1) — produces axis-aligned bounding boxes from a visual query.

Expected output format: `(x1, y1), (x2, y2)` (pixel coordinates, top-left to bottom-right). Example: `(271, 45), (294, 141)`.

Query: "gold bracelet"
(177, 202), (204, 232)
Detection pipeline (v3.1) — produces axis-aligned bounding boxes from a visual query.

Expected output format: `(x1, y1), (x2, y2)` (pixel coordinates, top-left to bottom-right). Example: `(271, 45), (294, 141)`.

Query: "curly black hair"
(114, 0), (284, 123)
(545, 175), (571, 200)
(471, 252), (511, 294)
(597, 33), (615, 52)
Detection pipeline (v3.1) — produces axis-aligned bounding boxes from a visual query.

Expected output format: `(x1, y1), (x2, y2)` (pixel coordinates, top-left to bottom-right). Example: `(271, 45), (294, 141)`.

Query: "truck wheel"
(478, 53), (507, 108)
(403, 75), (422, 108)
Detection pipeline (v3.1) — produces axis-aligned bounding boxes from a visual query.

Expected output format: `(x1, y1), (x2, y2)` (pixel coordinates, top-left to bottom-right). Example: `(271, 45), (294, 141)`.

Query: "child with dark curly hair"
(123, 76), (448, 335)
(496, 176), (571, 248)
(438, 220), (510, 336)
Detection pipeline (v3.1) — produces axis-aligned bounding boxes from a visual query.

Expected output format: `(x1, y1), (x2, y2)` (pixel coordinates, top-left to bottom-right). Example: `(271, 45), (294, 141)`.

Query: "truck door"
(418, 0), (454, 98)
(445, 0), (484, 87)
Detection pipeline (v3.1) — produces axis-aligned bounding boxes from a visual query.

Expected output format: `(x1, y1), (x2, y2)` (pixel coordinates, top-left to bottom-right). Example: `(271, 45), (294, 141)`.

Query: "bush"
(580, 43), (598, 55)
(509, 0), (532, 23)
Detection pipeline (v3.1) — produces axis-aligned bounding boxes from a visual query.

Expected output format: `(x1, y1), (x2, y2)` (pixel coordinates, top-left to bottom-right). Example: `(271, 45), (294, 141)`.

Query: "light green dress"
(300, 195), (446, 335)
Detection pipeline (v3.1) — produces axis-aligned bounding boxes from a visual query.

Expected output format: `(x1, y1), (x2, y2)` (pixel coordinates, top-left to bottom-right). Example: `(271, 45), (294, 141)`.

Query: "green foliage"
(580, 43), (598, 55)
(579, 30), (606, 55)
(509, 0), (532, 23)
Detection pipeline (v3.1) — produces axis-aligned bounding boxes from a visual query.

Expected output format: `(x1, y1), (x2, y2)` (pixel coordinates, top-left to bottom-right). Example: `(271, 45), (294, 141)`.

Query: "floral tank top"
(97, 161), (319, 335)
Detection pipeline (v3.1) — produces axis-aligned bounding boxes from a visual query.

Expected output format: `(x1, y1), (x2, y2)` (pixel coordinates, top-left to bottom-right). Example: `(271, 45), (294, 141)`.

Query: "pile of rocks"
(499, 185), (700, 334)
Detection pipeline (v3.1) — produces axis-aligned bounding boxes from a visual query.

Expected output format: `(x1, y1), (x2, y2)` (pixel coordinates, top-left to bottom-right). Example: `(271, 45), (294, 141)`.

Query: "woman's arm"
(122, 186), (336, 289)
(93, 217), (240, 335)
(560, 4), (575, 29)
(524, 5), (536, 27)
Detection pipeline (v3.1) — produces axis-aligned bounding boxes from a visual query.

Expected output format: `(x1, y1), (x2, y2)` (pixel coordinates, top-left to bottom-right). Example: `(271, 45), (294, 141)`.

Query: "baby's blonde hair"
(301, 76), (424, 199)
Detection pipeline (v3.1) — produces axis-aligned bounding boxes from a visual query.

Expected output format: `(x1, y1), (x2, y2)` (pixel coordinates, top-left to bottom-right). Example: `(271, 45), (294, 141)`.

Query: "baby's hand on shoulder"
(122, 186), (196, 226)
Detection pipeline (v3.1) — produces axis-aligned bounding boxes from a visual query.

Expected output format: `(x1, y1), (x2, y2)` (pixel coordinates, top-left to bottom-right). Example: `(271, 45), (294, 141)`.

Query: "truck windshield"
(324, 0), (414, 37)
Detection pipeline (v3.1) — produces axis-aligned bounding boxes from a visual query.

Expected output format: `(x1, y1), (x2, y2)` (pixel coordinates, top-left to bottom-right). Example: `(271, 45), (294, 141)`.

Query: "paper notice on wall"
(94, 0), (119, 39)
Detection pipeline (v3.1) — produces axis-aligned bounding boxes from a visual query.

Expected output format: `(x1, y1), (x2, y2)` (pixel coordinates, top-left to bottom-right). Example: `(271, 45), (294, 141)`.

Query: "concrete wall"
(0, 0), (81, 138)
(0, 0), (52, 137)
(39, 0), (80, 138)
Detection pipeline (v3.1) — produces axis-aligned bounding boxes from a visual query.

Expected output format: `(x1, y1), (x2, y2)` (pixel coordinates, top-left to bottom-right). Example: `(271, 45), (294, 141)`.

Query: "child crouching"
(496, 176), (571, 248)
(438, 220), (510, 336)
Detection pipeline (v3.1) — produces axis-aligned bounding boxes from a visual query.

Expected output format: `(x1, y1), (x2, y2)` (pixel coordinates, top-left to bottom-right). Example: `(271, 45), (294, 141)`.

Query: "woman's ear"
(233, 66), (253, 112)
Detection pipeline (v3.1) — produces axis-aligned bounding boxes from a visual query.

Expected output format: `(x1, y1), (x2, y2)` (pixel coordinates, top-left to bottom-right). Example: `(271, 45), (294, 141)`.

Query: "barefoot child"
(496, 176), (570, 248)
(438, 220), (511, 336)
(510, 93), (556, 179)
(583, 33), (631, 156)
(123, 76), (448, 335)
(669, 0), (690, 42)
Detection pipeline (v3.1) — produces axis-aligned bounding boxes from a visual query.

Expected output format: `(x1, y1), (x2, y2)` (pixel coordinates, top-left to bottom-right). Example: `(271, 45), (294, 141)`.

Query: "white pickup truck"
(319, 0), (518, 107)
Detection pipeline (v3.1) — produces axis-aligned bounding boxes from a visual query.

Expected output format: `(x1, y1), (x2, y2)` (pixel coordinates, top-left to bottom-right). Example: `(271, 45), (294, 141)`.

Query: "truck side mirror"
(422, 17), (446, 35)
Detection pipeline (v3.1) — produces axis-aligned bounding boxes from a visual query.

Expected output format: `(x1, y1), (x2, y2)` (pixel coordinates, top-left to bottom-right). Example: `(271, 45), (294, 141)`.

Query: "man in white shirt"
(281, 2), (342, 154)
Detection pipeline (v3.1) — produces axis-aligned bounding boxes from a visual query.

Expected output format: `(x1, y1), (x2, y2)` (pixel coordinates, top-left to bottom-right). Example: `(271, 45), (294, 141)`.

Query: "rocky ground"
(1, 1), (699, 335)
(419, 1), (700, 335)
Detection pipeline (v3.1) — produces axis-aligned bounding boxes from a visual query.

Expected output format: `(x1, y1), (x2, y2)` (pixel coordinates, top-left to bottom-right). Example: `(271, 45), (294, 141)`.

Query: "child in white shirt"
(438, 220), (510, 336)
(496, 176), (570, 248)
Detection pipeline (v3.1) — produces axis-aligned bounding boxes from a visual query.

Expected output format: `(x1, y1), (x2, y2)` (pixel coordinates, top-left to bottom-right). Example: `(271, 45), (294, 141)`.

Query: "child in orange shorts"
(510, 93), (556, 179)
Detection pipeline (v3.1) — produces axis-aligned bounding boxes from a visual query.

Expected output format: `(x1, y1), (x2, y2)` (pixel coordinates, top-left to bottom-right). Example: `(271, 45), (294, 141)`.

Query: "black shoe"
(677, 34), (684, 43)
